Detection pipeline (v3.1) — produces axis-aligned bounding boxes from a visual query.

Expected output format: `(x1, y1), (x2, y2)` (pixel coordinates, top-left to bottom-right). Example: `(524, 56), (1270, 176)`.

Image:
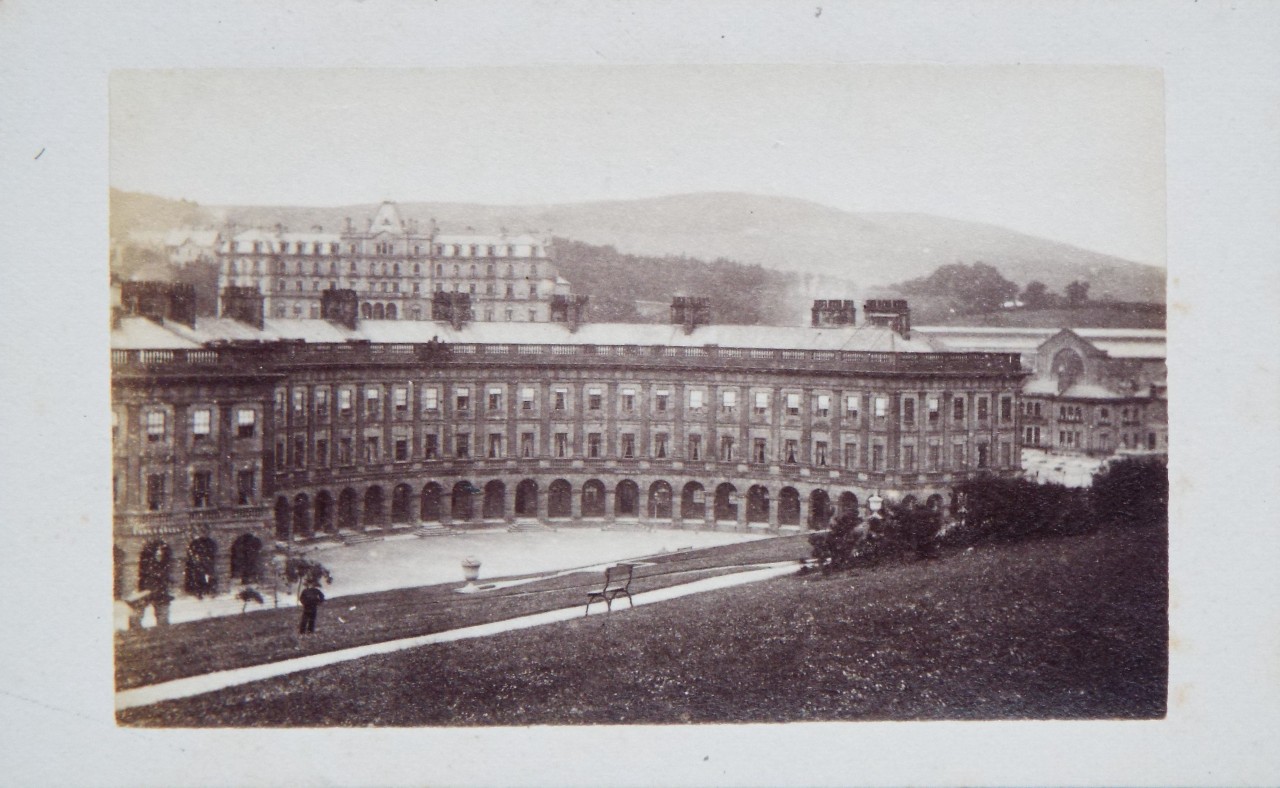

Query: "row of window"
(232, 242), (545, 259)
(118, 408), (258, 444)
(123, 468), (258, 512)
(273, 429), (1015, 473)
(274, 383), (1014, 427)
(261, 278), (544, 298)
(267, 302), (543, 321)
(1024, 400), (1147, 425)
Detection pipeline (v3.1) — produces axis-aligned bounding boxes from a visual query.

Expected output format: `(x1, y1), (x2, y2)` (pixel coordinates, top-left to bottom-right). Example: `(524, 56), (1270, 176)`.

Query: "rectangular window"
(365, 436), (380, 462)
(146, 473), (165, 511)
(455, 433), (470, 459)
(365, 388), (381, 419)
(844, 442), (857, 469)
(394, 386), (409, 413)
(423, 387), (439, 411)
(928, 397), (940, 425)
(977, 443), (990, 468)
(903, 398), (915, 425)
(293, 436), (306, 468)
(554, 432), (568, 458)
(587, 432), (602, 458)
(754, 391), (770, 415)
(293, 388), (306, 415)
(146, 411), (166, 442)
(191, 470), (212, 508)
(688, 434), (702, 461)
(977, 397), (990, 421)
(754, 438), (768, 464)
(588, 389), (603, 411)
(928, 443), (941, 470)
(815, 441), (828, 466)
(719, 435), (734, 462)
(622, 389), (636, 412)
(455, 387), (470, 411)
(275, 440), (285, 470)
(521, 387), (535, 411)
(953, 397), (966, 423)
(487, 433), (503, 459)
(554, 389), (567, 411)
(816, 394), (830, 417)
(721, 390), (736, 409)
(314, 389), (328, 420)
(654, 433), (668, 459)
(655, 391), (669, 412)
(316, 438), (328, 467)
(521, 432), (535, 458)
(338, 438), (353, 465)
(424, 434), (439, 459)
(786, 393), (801, 416)
(903, 445), (916, 472)
(488, 388), (503, 411)
(690, 389), (704, 409)
(784, 439), (798, 463)
(236, 469), (255, 505)
(621, 433), (635, 458)
(872, 444), (884, 471)
(191, 408), (211, 440)
(395, 437), (409, 462)
(953, 443), (966, 469)
(1001, 441), (1012, 467)
(874, 396), (888, 419)
(338, 389), (353, 417)
(845, 394), (860, 419)
(1000, 396), (1013, 423)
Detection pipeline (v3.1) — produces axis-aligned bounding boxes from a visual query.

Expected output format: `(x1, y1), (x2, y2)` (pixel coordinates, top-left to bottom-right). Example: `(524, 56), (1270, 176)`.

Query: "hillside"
(111, 189), (1165, 304)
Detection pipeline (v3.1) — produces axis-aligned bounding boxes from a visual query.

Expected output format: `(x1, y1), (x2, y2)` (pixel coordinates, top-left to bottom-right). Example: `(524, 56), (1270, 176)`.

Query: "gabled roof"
(369, 201), (405, 234)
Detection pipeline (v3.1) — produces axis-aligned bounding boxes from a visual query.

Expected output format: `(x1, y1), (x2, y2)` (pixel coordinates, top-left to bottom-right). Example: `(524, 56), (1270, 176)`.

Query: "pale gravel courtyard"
(115, 527), (768, 630)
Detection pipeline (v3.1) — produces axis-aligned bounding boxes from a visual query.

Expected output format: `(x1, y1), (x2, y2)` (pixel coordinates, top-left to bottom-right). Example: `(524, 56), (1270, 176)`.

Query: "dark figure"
(298, 585), (325, 634)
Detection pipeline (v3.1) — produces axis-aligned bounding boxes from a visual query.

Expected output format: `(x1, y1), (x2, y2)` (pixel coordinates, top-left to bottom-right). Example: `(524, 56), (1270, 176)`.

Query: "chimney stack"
(550, 294), (590, 333)
(862, 299), (912, 339)
(120, 281), (197, 328)
(671, 296), (710, 335)
(221, 286), (266, 329)
(321, 288), (360, 330)
(811, 299), (857, 328)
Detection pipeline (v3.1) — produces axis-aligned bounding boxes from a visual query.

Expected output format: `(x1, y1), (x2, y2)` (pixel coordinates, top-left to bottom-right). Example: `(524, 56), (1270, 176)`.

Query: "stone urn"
(461, 556), (482, 587)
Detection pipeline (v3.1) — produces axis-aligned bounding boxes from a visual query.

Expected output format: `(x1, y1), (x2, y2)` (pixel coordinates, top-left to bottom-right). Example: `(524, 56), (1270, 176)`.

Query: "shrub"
(282, 557), (333, 594)
(951, 475), (1091, 546)
(808, 509), (864, 573)
(1090, 455), (1168, 529)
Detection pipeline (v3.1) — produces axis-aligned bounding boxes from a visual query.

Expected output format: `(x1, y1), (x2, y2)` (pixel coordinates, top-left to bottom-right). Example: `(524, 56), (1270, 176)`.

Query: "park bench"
(584, 563), (635, 615)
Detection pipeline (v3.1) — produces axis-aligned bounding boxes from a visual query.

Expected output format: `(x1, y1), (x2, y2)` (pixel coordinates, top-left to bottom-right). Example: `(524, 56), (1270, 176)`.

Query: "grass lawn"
(115, 534), (813, 690)
(118, 525), (1166, 726)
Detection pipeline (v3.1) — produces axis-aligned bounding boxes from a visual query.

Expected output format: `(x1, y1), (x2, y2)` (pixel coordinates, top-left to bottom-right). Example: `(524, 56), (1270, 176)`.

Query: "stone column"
(603, 488), (615, 523)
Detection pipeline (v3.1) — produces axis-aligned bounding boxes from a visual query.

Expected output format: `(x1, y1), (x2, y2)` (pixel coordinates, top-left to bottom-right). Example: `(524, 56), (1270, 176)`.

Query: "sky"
(110, 66), (1165, 264)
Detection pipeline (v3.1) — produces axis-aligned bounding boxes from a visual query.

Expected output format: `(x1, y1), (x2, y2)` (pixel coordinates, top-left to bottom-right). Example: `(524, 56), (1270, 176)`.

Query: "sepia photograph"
(109, 66), (1168, 727)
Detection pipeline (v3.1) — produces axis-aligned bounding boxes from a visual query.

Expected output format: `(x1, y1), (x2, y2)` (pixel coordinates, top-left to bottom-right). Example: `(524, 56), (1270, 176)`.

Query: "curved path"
(115, 560), (800, 711)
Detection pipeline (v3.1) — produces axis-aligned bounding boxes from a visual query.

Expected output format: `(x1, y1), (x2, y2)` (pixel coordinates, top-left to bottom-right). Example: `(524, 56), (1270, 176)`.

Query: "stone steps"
(507, 520), (556, 533)
(340, 531), (382, 546)
(413, 523), (456, 538)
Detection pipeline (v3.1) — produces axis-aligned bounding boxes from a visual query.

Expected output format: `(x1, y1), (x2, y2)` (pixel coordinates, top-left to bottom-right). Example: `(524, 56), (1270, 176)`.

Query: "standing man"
(298, 582), (326, 634)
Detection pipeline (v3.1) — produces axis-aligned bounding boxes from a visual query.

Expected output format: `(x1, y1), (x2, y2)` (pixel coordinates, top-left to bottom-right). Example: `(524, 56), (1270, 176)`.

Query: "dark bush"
(808, 509), (864, 573)
(951, 475), (1091, 546)
(1090, 455), (1168, 529)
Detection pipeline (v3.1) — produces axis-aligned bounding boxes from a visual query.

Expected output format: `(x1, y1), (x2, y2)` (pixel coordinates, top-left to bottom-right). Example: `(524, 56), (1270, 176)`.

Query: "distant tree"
(1066, 280), (1091, 307)
(1090, 456), (1168, 529)
(899, 262), (1019, 314)
(1021, 280), (1049, 309)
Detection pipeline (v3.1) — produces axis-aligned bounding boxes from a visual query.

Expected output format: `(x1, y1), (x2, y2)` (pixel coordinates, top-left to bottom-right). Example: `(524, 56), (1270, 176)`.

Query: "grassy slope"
(119, 526), (1166, 726)
(115, 536), (814, 690)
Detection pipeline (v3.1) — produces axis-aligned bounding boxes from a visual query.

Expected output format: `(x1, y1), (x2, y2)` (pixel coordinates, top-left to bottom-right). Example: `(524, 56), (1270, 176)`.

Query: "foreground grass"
(115, 534), (812, 690)
(120, 525), (1165, 725)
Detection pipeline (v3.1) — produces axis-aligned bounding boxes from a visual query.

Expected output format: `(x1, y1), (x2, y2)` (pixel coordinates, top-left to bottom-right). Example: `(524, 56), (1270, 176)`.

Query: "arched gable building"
(112, 290), (1025, 599)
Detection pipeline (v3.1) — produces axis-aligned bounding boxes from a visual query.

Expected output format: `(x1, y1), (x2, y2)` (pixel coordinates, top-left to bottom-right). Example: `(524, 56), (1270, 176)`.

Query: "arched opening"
(314, 490), (334, 533)
(421, 482), (444, 522)
(292, 493), (312, 539)
(615, 480), (640, 517)
(229, 534), (262, 584)
(137, 540), (172, 594)
(926, 493), (945, 513)
(391, 484), (413, 524)
(582, 479), (606, 518)
(373, 303), (385, 319)
(363, 485), (386, 527)
(809, 489), (833, 529)
(714, 483), (738, 523)
(183, 537), (218, 598)
(483, 480), (506, 520)
(361, 302), (372, 319)
(452, 481), (476, 521)
(274, 496), (291, 540)
(337, 488), (359, 530)
(779, 487), (801, 526)
(681, 482), (706, 520)
(746, 485), (770, 524)
(386, 303), (397, 320)
(838, 491), (859, 517)
(548, 479), (572, 519)
(648, 480), (673, 519)
(515, 479), (538, 517)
